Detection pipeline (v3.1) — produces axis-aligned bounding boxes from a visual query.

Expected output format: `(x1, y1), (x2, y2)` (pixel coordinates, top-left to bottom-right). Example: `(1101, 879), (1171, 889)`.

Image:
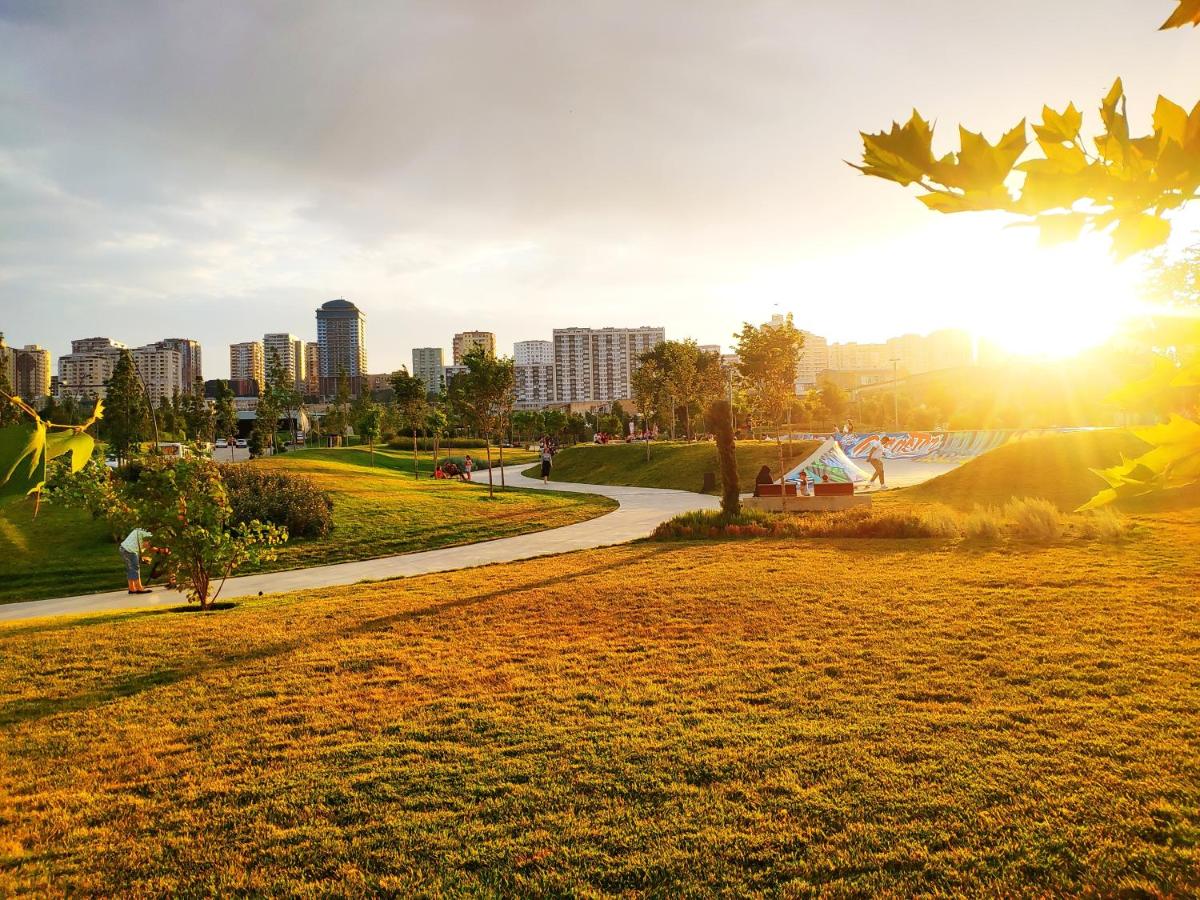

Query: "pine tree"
(103, 350), (149, 463)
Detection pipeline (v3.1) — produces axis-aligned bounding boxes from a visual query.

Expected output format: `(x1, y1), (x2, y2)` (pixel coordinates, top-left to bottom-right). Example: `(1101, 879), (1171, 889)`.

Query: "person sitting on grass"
(119, 527), (154, 595)
(754, 465), (773, 497)
(442, 461), (459, 479)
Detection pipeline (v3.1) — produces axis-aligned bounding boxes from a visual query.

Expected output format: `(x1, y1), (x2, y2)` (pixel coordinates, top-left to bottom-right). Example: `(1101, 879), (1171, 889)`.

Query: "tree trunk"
(412, 427), (419, 479)
(485, 440), (494, 498)
(708, 400), (740, 516)
(499, 438), (506, 488)
(777, 432), (787, 514)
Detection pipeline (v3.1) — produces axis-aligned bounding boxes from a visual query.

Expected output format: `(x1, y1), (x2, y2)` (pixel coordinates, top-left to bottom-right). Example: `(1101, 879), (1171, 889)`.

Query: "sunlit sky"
(2, 1), (1198, 376)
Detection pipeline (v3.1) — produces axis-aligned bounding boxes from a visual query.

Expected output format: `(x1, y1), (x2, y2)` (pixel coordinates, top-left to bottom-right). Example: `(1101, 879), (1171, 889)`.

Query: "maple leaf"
(1160, 0), (1200, 29)
(1033, 103), (1082, 144)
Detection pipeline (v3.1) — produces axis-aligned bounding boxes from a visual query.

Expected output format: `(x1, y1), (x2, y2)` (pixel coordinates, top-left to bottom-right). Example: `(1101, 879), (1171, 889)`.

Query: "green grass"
(524, 439), (820, 494)
(0, 449), (613, 604)
(1, 507), (1196, 894)
(902, 429), (1154, 511)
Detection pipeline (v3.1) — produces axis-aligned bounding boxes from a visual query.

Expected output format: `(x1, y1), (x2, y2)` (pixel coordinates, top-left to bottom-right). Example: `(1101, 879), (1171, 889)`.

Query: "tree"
(126, 456), (286, 609)
(103, 349), (150, 464)
(389, 368), (428, 479)
(734, 315), (804, 475)
(182, 380), (214, 444)
(425, 405), (449, 473)
(853, 5), (1200, 507)
(322, 371), (352, 446)
(214, 381), (238, 461)
(707, 399), (740, 516)
(447, 348), (515, 498)
(357, 402), (383, 466)
(261, 351), (300, 451)
(0, 369), (21, 428)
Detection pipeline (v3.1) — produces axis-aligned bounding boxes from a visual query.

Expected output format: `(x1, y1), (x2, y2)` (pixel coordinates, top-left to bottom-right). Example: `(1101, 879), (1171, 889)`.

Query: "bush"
(1078, 508), (1134, 543)
(220, 465), (334, 539)
(654, 506), (961, 540)
(963, 505), (1004, 541)
(1004, 497), (1063, 543)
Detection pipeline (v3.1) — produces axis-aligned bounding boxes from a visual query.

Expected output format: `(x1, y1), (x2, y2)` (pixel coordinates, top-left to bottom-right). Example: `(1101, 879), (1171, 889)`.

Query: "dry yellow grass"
(1, 510), (1197, 894)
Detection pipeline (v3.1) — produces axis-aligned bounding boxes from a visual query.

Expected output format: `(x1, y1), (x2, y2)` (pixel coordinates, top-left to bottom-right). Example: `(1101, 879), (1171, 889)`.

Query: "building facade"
(132, 345), (184, 405)
(452, 331), (495, 364)
(229, 341), (265, 391)
(304, 341), (321, 394)
(158, 338), (203, 390)
(796, 331), (830, 390)
(514, 340), (554, 366)
(412, 347), (445, 395)
(57, 338), (126, 399)
(513, 364), (556, 410)
(552, 326), (665, 404)
(13, 344), (52, 402)
(263, 333), (303, 387)
(316, 299), (367, 395)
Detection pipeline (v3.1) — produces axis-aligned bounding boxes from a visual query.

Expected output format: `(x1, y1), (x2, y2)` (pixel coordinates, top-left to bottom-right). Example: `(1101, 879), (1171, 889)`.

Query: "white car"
(215, 438), (228, 449)
(235, 438), (248, 449)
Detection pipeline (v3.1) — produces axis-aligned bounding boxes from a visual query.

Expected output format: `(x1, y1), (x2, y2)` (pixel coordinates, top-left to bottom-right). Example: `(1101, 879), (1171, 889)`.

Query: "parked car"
(235, 438), (248, 449)
(215, 438), (228, 449)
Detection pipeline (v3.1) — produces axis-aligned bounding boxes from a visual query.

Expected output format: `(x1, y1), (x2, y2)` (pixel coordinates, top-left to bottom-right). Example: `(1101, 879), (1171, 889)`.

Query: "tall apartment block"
(158, 338), (203, 390)
(317, 298), (367, 395)
(14, 344), (52, 402)
(514, 363), (556, 410)
(452, 331), (495, 364)
(412, 347), (446, 395)
(263, 333), (305, 388)
(57, 337), (127, 399)
(304, 341), (321, 394)
(552, 326), (665, 404)
(229, 341), (265, 395)
(514, 339), (554, 366)
(132, 345), (184, 405)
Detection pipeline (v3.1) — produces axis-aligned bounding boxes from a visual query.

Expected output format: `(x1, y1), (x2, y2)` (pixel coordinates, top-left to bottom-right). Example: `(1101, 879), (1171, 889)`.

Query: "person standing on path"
(540, 441), (554, 483)
(463, 454), (474, 482)
(119, 527), (154, 594)
(867, 436), (888, 489)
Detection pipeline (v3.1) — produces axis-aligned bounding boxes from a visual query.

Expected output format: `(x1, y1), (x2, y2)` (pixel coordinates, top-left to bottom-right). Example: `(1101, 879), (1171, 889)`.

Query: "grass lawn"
(0, 448), (614, 604)
(525, 439), (820, 494)
(1, 505), (1196, 894)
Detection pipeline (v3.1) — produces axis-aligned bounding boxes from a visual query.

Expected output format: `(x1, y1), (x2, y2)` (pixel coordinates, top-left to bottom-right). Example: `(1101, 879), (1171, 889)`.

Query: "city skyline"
(5, 2), (1197, 376)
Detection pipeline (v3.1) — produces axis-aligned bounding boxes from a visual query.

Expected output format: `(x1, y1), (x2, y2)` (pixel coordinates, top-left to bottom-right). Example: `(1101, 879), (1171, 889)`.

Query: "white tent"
(782, 439), (871, 485)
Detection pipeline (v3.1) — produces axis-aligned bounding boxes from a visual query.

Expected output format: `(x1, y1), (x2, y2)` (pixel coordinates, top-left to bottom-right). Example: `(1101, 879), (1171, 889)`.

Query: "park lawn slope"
(902, 429), (1157, 511)
(1, 511), (1196, 894)
(0, 450), (612, 604)
(525, 439), (820, 494)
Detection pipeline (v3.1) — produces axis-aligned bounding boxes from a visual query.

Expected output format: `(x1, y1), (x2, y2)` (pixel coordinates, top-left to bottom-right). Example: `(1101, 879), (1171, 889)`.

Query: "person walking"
(463, 454), (474, 482)
(539, 441), (554, 484)
(119, 527), (154, 594)
(867, 435), (888, 489)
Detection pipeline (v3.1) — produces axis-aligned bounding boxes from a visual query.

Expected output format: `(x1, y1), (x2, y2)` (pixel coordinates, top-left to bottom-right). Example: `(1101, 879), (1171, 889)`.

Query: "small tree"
(425, 405), (449, 473)
(734, 315), (804, 475)
(357, 402), (383, 466)
(447, 348), (515, 498)
(104, 350), (150, 464)
(129, 456), (286, 609)
(214, 381), (238, 461)
(707, 399), (740, 515)
(0, 370), (22, 428)
(389, 368), (428, 479)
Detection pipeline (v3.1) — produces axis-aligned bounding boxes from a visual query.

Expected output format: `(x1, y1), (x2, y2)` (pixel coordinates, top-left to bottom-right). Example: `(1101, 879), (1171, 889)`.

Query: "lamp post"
(889, 357), (900, 429)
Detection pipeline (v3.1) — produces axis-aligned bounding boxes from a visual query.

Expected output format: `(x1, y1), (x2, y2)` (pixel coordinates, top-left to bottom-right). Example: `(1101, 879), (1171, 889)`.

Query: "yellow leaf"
(1154, 96), (1189, 146)
(1133, 413), (1200, 448)
(855, 111), (938, 186)
(1034, 213), (1088, 246)
(1033, 103), (1082, 144)
(1160, 0), (1200, 29)
(1110, 213), (1171, 258)
(44, 429), (96, 474)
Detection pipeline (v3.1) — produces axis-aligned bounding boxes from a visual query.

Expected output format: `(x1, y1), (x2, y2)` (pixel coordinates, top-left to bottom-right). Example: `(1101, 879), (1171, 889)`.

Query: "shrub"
(1003, 497), (1063, 543)
(963, 505), (1004, 541)
(917, 504), (962, 538)
(386, 436), (491, 451)
(219, 465), (334, 539)
(1078, 508), (1134, 543)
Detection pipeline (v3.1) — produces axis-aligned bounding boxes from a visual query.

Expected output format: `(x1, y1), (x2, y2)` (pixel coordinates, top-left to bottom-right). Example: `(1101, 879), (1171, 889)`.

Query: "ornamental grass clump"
(1004, 497), (1064, 543)
(963, 505), (1004, 541)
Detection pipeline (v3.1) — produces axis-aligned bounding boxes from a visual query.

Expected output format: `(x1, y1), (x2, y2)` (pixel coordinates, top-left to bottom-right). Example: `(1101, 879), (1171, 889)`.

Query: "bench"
(814, 482), (855, 496)
(754, 483), (797, 498)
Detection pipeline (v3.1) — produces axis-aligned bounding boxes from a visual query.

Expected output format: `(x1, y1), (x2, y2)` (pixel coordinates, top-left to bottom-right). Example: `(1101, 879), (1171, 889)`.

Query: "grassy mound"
(524, 439), (820, 494)
(0, 449), (612, 604)
(2, 524), (1197, 894)
(903, 429), (1155, 511)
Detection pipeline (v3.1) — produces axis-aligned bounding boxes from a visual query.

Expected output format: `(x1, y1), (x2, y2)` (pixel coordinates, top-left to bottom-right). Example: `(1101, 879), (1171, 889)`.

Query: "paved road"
(0, 467), (719, 623)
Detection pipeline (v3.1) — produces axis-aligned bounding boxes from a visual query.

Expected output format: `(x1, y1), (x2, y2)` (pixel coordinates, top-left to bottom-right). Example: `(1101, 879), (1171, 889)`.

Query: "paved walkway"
(0, 467), (720, 623)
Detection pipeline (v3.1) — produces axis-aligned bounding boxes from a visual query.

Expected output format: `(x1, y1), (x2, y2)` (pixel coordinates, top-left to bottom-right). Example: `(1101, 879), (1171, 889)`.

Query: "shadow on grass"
(0, 543), (687, 729)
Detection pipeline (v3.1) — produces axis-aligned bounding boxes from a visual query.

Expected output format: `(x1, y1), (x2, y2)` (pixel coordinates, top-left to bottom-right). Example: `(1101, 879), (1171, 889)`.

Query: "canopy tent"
(781, 439), (871, 485)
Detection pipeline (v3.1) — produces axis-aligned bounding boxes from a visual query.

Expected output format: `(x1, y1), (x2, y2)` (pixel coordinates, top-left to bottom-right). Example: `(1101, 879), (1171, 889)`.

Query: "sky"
(1, 0), (1198, 377)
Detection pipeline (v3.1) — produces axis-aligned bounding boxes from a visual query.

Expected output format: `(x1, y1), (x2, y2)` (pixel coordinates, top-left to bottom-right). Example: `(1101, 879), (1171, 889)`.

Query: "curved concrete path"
(0, 466), (720, 623)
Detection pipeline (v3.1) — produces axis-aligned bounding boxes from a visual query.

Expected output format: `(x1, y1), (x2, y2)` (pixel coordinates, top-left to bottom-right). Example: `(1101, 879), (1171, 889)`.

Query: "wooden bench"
(754, 483), (797, 498)
(814, 482), (855, 496)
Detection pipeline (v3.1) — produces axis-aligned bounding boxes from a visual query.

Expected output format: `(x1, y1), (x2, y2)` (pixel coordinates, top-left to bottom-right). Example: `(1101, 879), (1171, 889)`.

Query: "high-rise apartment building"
(452, 331), (495, 364)
(263, 333), (304, 387)
(13, 344), (52, 402)
(514, 364), (556, 410)
(304, 341), (321, 394)
(0, 334), (15, 389)
(230, 341), (265, 394)
(514, 340), (554, 366)
(552, 326), (665, 404)
(698, 344), (723, 357)
(132, 344), (184, 405)
(158, 338), (203, 390)
(796, 331), (830, 390)
(317, 299), (367, 394)
(57, 337), (126, 399)
(412, 347), (445, 395)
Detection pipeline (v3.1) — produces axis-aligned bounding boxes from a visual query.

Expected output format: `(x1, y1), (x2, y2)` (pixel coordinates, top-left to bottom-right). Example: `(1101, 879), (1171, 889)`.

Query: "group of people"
(434, 455), (476, 481)
(752, 433), (892, 496)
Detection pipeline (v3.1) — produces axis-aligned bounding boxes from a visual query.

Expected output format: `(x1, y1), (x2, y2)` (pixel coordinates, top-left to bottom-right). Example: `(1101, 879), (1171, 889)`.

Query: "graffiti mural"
(785, 428), (1102, 462)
